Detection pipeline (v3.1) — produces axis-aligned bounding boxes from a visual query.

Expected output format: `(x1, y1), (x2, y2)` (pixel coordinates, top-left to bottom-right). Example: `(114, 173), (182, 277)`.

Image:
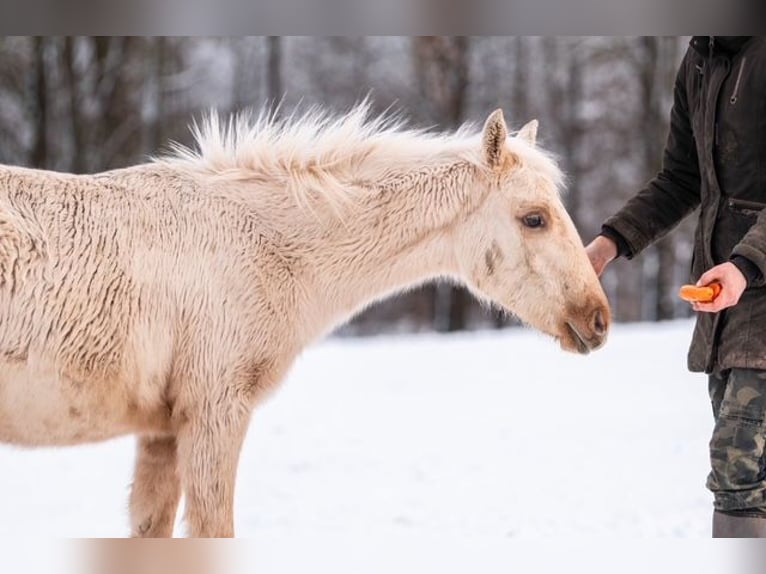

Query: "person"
(586, 36), (766, 538)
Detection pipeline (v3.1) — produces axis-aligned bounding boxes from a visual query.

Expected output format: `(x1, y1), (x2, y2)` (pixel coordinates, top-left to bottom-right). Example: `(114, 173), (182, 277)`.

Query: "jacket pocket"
(712, 198), (766, 263)
(727, 198), (766, 215)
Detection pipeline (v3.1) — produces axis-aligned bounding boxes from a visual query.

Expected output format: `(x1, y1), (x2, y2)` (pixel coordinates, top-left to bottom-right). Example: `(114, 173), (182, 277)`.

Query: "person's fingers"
(696, 267), (723, 287)
(586, 250), (607, 277)
(687, 263), (749, 313)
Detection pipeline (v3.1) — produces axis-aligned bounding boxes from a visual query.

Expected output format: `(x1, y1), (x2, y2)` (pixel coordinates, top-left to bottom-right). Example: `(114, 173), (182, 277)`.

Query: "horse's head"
(455, 109), (610, 354)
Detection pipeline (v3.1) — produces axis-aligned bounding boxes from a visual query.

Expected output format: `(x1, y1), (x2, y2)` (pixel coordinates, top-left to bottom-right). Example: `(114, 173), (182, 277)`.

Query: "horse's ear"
(517, 119), (538, 146)
(482, 109), (508, 170)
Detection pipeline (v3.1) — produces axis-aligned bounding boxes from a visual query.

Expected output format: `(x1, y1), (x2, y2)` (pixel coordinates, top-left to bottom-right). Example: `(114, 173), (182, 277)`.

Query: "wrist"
(594, 235), (618, 262)
(730, 255), (762, 288)
(599, 226), (631, 258)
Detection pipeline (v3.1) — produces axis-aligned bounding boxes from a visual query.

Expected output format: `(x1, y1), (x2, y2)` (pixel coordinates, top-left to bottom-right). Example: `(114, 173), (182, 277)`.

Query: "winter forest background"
(0, 36), (694, 334)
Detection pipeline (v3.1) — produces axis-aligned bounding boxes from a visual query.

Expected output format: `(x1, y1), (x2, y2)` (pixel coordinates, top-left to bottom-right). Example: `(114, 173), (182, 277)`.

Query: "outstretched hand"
(691, 262), (747, 313)
(585, 236), (618, 277)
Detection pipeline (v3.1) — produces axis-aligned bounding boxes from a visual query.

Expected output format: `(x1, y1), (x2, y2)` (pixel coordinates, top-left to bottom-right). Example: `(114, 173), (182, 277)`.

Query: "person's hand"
(585, 235), (618, 277)
(691, 262), (747, 313)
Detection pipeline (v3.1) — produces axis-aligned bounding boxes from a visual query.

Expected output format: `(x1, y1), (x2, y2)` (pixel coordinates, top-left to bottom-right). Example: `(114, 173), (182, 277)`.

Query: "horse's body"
(0, 106), (609, 537)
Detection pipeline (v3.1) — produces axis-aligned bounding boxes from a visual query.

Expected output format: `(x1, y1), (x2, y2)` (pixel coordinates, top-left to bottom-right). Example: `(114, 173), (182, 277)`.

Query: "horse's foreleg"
(176, 405), (250, 538)
(129, 435), (181, 537)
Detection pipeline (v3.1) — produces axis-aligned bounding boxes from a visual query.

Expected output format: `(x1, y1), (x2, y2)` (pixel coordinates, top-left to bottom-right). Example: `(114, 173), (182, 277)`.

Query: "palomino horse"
(0, 105), (609, 537)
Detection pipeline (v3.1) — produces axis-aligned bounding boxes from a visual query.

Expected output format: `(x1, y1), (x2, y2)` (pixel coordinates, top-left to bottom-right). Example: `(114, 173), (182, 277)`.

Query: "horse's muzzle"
(561, 305), (610, 355)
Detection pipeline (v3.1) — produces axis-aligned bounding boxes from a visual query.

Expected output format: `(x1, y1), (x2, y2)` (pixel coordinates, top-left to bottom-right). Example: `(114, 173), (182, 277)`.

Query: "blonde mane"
(159, 103), (564, 211)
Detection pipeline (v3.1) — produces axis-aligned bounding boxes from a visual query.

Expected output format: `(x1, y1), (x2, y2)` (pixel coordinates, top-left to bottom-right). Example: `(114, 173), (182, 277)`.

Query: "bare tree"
(266, 36), (283, 106)
(542, 37), (588, 234)
(492, 36), (531, 328)
(61, 37), (86, 173)
(412, 36), (472, 332)
(412, 36), (469, 128)
(30, 37), (49, 169)
(511, 37), (529, 125)
(141, 37), (168, 155)
(632, 36), (683, 320)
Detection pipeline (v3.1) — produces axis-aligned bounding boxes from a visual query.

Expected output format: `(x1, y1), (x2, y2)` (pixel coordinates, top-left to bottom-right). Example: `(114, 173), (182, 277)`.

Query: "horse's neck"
(303, 160), (484, 332)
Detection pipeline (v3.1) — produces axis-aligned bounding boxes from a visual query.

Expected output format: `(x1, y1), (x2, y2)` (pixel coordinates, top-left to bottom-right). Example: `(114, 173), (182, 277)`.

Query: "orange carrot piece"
(679, 283), (722, 303)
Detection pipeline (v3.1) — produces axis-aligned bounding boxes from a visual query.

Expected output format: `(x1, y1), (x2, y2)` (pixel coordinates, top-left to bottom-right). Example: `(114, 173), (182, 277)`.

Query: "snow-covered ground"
(0, 320), (715, 543)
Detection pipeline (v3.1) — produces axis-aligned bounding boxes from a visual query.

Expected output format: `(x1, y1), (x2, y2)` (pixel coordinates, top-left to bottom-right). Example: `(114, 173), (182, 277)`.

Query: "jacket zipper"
(730, 57), (746, 104)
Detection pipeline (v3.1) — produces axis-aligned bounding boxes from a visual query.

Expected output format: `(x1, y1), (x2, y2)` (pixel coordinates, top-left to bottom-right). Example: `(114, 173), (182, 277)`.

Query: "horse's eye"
(522, 213), (546, 229)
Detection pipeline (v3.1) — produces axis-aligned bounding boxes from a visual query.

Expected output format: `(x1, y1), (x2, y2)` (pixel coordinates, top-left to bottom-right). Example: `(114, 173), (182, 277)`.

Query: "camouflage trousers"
(708, 369), (766, 516)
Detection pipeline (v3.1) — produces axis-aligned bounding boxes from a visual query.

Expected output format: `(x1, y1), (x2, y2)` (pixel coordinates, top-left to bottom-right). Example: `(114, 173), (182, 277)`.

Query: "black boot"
(712, 510), (766, 537)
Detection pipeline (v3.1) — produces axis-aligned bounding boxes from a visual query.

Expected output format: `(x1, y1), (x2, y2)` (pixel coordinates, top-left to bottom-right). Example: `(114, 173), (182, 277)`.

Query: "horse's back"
(0, 162), (287, 447)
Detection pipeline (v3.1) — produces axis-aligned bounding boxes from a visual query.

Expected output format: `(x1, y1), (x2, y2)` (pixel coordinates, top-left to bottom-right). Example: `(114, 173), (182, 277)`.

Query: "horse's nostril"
(592, 309), (607, 337)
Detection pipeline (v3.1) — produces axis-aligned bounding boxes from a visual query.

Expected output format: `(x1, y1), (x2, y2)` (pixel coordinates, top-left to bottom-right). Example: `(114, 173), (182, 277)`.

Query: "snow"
(0, 320), (716, 545)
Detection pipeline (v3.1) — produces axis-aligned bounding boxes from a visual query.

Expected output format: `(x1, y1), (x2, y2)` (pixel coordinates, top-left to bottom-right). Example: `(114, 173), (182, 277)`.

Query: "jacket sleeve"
(602, 52), (701, 259)
(731, 214), (766, 287)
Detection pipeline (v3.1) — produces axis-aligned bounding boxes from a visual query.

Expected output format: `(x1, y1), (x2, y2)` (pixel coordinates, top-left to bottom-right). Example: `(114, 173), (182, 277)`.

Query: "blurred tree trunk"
(62, 37), (86, 173)
(267, 36), (283, 106)
(511, 36), (528, 122)
(142, 37), (168, 155)
(103, 37), (142, 170)
(30, 37), (49, 169)
(494, 36), (529, 328)
(543, 37), (584, 234)
(563, 56), (584, 233)
(412, 36), (471, 332)
(413, 36), (469, 128)
(637, 36), (678, 320)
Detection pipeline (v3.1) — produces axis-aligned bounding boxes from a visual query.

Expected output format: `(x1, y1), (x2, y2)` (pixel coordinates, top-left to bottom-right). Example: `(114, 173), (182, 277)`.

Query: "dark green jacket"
(602, 36), (766, 373)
